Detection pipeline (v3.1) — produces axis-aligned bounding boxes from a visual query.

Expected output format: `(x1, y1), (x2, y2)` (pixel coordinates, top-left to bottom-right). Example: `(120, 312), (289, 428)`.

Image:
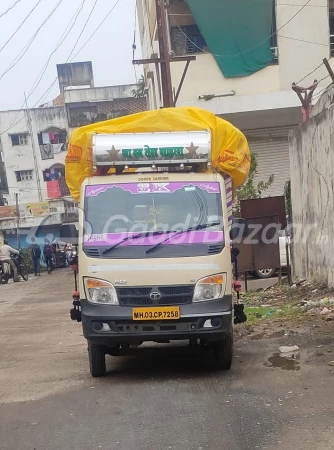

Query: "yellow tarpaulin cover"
(66, 106), (251, 202)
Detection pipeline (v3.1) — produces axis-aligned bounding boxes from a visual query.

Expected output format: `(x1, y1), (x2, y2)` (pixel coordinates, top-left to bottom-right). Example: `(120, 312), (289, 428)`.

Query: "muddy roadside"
(234, 279), (334, 373)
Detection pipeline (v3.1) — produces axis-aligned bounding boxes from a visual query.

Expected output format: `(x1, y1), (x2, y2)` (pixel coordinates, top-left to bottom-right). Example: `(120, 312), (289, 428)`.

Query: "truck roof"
(66, 106), (250, 202)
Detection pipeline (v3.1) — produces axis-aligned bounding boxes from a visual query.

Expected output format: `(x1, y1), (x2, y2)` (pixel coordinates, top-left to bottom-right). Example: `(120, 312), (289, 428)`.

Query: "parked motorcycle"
(0, 253), (28, 284)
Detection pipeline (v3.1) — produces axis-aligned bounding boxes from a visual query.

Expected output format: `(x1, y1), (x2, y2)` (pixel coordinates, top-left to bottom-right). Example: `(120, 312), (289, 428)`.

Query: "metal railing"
(331, 35), (334, 56)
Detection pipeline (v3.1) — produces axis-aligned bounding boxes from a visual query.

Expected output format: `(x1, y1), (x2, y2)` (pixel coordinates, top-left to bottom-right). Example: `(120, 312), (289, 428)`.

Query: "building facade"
(136, 0), (334, 196)
(0, 62), (147, 247)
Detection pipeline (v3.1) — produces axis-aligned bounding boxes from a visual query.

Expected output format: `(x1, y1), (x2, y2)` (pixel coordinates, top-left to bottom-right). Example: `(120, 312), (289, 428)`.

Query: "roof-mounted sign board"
(92, 130), (211, 166)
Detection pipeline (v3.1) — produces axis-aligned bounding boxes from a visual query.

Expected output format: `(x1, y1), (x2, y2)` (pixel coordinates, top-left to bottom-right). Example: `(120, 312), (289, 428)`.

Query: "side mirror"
(60, 224), (78, 246)
(231, 247), (240, 263)
(230, 218), (247, 242)
(231, 247), (240, 258)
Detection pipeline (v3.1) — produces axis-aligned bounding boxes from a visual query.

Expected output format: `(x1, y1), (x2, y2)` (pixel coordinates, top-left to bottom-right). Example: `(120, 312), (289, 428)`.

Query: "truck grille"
(116, 285), (194, 307)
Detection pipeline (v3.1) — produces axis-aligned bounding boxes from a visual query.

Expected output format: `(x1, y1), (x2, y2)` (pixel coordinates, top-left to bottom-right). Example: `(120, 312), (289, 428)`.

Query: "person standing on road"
(30, 237), (41, 276)
(43, 238), (54, 274)
(0, 240), (20, 282)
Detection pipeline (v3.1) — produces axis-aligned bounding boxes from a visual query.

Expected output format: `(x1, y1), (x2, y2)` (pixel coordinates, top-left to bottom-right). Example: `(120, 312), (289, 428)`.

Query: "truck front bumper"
(81, 295), (232, 345)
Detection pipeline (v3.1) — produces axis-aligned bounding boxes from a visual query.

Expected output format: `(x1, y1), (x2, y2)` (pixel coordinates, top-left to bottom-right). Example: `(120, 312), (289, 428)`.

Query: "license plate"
(132, 306), (180, 321)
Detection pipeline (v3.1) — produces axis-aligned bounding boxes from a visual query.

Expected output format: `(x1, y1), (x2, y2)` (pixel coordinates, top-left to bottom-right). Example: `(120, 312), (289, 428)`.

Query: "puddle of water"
(264, 353), (300, 371)
(250, 330), (286, 341)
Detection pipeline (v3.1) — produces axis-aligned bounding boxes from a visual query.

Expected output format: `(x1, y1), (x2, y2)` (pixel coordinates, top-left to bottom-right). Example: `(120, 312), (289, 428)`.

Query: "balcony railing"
(331, 35), (334, 56)
(46, 179), (70, 199)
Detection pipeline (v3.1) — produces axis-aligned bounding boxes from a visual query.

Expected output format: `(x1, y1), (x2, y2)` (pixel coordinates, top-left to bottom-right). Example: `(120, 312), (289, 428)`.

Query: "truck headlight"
(193, 274), (226, 302)
(84, 278), (119, 305)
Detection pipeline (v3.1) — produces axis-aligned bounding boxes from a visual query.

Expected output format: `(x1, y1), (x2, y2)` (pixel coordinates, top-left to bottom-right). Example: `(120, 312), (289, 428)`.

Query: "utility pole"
(24, 93), (43, 202)
(155, 0), (174, 107)
(15, 193), (21, 249)
(323, 57), (334, 84)
(133, 2), (196, 107)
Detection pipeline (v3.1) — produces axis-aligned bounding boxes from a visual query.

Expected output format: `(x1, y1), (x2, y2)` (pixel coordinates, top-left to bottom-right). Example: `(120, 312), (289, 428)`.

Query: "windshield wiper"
(101, 231), (173, 255)
(146, 222), (221, 254)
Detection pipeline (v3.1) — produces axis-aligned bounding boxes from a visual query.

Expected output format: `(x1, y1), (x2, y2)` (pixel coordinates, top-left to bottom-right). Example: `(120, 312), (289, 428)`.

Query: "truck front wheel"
(88, 342), (106, 377)
(211, 331), (233, 370)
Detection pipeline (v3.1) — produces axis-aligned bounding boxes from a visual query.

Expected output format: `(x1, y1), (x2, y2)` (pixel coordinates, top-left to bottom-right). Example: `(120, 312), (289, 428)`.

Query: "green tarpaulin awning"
(186, 0), (274, 78)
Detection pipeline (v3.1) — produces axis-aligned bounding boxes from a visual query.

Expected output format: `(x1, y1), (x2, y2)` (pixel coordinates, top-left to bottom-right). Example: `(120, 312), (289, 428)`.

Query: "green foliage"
(131, 75), (146, 98)
(284, 179), (292, 224)
(20, 248), (34, 274)
(233, 152), (274, 216)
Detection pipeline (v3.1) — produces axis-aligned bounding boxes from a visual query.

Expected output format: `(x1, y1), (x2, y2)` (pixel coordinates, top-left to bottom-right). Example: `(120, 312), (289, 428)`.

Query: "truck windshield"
(84, 182), (224, 256)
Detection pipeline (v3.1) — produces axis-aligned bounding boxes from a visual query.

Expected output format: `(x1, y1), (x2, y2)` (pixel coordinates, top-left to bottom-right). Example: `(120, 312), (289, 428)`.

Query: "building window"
(11, 133), (28, 146)
(15, 170), (33, 182)
(38, 130), (67, 145)
(43, 165), (65, 182)
(171, 24), (208, 56)
(330, 8), (334, 56)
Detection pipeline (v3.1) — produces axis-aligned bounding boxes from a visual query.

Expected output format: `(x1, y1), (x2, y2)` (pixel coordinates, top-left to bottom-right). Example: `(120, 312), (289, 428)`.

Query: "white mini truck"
(62, 130), (245, 377)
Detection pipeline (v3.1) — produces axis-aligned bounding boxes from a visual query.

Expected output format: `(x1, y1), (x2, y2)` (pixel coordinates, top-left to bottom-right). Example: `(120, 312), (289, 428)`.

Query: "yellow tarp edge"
(66, 106), (251, 202)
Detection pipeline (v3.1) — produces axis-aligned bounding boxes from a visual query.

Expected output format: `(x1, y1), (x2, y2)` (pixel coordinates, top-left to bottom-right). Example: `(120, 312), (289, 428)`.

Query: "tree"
(233, 152), (274, 216)
(132, 75), (146, 98)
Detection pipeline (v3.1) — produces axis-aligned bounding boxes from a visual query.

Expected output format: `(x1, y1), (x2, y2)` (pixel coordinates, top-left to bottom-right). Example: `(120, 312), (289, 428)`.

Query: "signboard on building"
(23, 202), (50, 217)
(0, 206), (16, 220)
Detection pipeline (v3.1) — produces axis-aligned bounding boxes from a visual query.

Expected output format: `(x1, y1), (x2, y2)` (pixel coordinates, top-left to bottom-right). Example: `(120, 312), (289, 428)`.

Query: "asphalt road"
(0, 270), (333, 450)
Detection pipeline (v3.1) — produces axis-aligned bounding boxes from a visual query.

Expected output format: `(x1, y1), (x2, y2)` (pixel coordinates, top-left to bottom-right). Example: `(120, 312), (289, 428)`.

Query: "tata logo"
(150, 291), (162, 300)
(114, 280), (127, 285)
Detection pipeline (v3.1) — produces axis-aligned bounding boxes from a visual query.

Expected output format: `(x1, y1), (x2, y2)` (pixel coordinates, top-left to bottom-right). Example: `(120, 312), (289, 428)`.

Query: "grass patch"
(244, 305), (304, 326)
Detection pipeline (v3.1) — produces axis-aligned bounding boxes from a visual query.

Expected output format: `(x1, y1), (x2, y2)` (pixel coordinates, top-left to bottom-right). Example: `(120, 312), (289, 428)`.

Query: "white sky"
(0, 0), (142, 111)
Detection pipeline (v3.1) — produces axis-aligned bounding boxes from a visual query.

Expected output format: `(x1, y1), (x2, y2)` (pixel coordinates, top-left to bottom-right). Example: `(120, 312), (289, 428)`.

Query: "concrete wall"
(289, 99), (334, 286)
(277, 0), (329, 90)
(311, 85), (334, 117)
(0, 81), (147, 206)
(171, 54), (280, 104)
(57, 61), (94, 91)
(64, 84), (137, 104)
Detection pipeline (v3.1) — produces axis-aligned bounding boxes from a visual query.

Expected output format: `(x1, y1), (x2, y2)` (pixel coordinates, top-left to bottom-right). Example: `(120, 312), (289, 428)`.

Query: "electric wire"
(295, 62), (324, 85)
(313, 82), (333, 101)
(66, 0), (99, 62)
(0, 0), (24, 19)
(277, 35), (328, 47)
(4, 0), (99, 130)
(35, 0), (122, 107)
(0, 0), (88, 137)
(0, 0), (43, 54)
(0, 0), (64, 81)
(1, 0), (122, 136)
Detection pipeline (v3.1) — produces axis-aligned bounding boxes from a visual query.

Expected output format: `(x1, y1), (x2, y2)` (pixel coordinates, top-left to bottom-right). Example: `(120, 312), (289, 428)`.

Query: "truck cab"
(64, 130), (236, 377)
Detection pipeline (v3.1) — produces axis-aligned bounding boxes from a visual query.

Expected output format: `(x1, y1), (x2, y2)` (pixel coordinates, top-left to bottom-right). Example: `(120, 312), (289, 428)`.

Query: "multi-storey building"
(0, 62), (147, 247)
(137, 0), (334, 196)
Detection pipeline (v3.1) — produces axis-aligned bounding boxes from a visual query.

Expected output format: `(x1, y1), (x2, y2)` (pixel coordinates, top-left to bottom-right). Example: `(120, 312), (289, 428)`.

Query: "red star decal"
(186, 142), (199, 159)
(107, 145), (120, 161)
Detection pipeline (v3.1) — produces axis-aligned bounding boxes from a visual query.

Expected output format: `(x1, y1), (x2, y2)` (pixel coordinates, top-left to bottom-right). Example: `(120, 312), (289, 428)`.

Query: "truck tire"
(88, 342), (106, 377)
(211, 331), (233, 370)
